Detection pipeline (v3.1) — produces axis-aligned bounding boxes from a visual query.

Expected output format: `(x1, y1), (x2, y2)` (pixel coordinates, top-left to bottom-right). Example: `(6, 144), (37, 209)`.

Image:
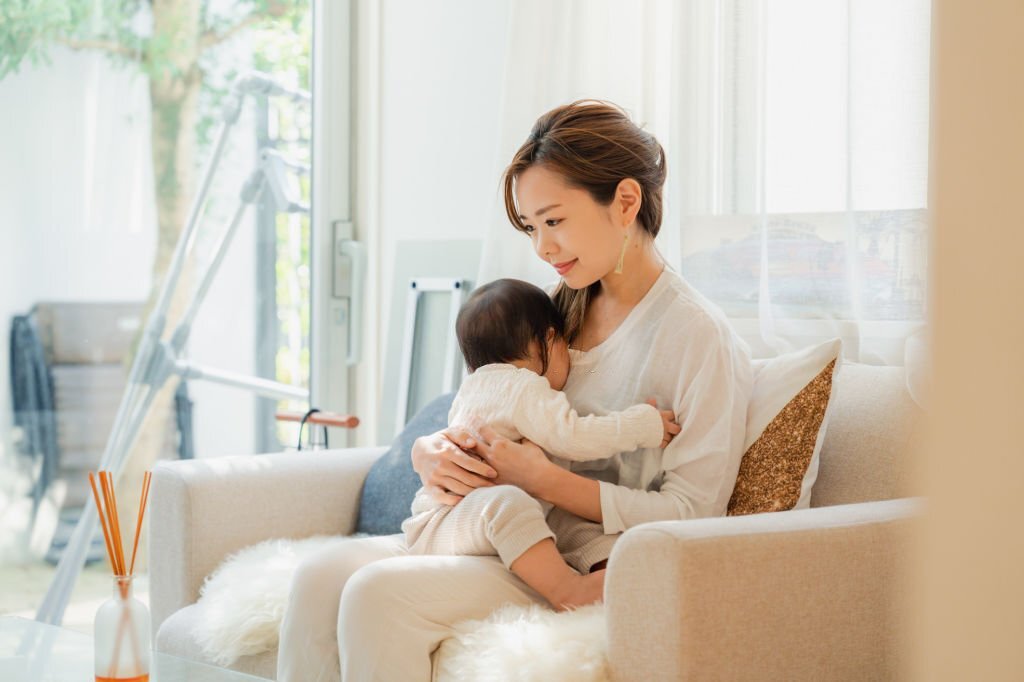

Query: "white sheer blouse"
(558, 268), (754, 534)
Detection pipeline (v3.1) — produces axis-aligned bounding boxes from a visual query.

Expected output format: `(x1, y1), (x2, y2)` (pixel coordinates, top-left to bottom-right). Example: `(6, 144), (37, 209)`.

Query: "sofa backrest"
(810, 362), (924, 507)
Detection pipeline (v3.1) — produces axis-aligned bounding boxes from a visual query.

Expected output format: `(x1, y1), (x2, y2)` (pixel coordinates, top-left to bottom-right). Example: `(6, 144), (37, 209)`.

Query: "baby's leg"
(510, 538), (605, 611)
(413, 485), (604, 610)
(407, 484), (553, 565)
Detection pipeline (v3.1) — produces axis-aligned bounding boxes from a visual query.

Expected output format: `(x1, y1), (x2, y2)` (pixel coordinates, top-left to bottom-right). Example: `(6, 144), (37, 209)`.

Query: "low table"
(0, 616), (269, 681)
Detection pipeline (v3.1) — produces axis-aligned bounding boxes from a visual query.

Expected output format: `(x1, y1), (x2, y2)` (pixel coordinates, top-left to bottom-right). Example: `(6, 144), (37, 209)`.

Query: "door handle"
(333, 222), (365, 366)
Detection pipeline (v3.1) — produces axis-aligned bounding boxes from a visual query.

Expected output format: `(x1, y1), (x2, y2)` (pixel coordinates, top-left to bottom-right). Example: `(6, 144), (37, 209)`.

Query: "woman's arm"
(532, 463), (603, 522)
(410, 428), (497, 506)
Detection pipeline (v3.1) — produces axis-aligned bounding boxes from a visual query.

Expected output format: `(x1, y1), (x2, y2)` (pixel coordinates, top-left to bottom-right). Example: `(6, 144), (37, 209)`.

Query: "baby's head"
(456, 278), (571, 390)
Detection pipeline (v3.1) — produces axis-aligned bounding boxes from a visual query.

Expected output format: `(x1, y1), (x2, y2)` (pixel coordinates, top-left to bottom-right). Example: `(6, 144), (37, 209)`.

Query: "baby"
(401, 278), (680, 610)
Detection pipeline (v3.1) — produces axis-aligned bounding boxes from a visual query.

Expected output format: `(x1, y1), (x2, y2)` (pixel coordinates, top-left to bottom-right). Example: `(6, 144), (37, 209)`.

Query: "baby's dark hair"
(456, 279), (566, 373)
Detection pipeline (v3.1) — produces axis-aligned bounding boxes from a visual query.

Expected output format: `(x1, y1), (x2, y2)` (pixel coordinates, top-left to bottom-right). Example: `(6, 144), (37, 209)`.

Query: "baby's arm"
(514, 375), (674, 461)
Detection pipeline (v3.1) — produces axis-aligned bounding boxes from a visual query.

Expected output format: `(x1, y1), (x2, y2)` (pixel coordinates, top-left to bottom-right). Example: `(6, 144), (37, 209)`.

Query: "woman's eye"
(523, 225), (535, 234)
(545, 219), (561, 227)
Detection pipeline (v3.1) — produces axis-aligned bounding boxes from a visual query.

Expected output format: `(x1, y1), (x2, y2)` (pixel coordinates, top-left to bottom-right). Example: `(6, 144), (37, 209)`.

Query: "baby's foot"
(551, 569), (606, 612)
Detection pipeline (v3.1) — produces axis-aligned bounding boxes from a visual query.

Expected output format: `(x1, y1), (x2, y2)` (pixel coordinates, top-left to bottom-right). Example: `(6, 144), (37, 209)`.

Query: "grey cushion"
(356, 392), (456, 535)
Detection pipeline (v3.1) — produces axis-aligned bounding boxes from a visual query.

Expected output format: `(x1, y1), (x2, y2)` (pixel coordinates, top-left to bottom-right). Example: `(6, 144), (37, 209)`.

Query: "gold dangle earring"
(614, 232), (629, 275)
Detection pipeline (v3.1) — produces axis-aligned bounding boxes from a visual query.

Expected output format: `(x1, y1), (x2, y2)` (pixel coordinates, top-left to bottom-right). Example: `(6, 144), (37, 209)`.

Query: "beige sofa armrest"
(148, 446), (388, 637)
(605, 497), (921, 682)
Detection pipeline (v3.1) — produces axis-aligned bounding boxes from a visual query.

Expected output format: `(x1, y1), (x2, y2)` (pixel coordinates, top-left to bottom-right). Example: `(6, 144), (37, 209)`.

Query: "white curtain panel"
(478, 0), (931, 369)
(477, 0), (678, 290)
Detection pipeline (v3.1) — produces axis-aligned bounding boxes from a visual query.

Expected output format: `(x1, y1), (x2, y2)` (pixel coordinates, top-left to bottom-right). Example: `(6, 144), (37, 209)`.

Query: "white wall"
(356, 0), (511, 442)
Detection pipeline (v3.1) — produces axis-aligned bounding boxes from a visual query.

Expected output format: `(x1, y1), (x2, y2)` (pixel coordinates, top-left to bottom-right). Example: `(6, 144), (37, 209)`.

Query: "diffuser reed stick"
(128, 471), (152, 577)
(87, 473), (118, 575)
(89, 470), (152, 578)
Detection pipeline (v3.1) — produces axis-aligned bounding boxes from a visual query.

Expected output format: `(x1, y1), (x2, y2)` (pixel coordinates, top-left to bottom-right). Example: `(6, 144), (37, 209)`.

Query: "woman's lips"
(553, 259), (578, 276)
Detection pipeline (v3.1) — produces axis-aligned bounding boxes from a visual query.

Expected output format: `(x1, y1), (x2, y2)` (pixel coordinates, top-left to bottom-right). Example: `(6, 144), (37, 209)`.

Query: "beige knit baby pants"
(402, 484), (556, 568)
(402, 484), (619, 573)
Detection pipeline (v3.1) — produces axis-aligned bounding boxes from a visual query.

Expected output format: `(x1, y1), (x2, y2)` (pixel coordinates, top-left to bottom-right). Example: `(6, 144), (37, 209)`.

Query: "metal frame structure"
(394, 278), (468, 435)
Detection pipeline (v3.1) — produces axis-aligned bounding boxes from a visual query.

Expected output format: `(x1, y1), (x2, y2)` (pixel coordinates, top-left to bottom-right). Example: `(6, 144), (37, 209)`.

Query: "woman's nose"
(534, 228), (556, 259)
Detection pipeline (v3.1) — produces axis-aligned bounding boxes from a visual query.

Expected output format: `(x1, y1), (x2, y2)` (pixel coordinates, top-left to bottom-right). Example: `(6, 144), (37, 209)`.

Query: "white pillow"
(731, 338), (843, 514)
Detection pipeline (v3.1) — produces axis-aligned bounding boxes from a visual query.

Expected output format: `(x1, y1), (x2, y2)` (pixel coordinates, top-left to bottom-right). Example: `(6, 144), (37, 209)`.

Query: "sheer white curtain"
(479, 0), (931, 369)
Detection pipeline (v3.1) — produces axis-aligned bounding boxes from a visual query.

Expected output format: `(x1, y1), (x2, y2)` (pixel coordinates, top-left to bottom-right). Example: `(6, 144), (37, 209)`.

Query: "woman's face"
(515, 165), (625, 289)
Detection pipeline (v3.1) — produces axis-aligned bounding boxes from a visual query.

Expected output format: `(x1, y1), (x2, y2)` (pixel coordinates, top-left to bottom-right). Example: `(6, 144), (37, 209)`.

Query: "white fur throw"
(193, 536), (609, 682)
(435, 603), (609, 682)
(193, 535), (341, 665)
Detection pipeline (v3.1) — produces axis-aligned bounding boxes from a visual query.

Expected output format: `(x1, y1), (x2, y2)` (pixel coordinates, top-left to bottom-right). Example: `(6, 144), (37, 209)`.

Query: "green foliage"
(0, 0), (127, 77)
(1, 0), (311, 180)
(0, 0), (309, 82)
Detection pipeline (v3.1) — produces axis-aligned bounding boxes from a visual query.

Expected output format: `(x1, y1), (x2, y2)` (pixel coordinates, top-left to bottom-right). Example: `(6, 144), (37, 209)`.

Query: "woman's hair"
(501, 100), (667, 343)
(456, 279), (566, 374)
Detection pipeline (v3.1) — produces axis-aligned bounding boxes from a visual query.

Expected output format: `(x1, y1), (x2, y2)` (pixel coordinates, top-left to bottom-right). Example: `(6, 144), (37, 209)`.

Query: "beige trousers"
(275, 534), (545, 681)
(277, 508), (618, 681)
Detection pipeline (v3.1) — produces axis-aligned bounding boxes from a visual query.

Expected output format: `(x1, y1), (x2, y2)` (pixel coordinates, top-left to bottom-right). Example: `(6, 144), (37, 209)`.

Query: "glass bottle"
(94, 575), (151, 682)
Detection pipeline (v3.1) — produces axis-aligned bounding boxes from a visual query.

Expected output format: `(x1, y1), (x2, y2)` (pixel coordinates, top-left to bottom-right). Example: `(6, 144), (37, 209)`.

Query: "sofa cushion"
(811, 363), (923, 506)
(356, 392), (456, 534)
(728, 339), (842, 515)
(155, 603), (277, 680)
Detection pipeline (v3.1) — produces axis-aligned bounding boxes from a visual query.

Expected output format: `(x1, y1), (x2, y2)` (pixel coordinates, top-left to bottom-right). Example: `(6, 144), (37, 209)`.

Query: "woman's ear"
(614, 178), (643, 228)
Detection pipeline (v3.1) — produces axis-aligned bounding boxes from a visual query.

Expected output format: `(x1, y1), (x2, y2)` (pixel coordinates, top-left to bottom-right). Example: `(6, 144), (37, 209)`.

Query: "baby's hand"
(646, 398), (681, 448)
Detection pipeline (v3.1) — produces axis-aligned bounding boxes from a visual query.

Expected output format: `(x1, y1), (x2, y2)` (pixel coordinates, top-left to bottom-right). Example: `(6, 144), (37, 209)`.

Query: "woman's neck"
(596, 232), (665, 308)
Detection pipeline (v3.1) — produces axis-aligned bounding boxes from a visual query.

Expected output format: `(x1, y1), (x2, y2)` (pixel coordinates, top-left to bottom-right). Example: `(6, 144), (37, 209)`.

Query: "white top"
(557, 268), (754, 534)
(409, 365), (664, 516)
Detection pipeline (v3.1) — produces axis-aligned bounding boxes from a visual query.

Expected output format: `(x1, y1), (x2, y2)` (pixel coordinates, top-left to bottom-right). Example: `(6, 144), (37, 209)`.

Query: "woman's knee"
(339, 558), (406, 615)
(336, 557), (415, 642)
(288, 539), (380, 606)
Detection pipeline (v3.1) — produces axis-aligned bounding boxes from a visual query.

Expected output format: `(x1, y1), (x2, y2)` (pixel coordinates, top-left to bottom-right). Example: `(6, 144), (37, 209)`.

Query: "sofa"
(149, 362), (923, 680)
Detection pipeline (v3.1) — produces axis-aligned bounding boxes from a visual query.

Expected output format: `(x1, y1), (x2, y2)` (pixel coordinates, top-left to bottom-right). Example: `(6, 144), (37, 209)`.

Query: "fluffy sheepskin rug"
(193, 535), (341, 665)
(193, 536), (610, 681)
(435, 603), (609, 682)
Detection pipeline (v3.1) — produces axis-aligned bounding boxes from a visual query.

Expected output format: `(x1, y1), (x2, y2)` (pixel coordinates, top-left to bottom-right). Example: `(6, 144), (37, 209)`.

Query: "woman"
(277, 100), (753, 681)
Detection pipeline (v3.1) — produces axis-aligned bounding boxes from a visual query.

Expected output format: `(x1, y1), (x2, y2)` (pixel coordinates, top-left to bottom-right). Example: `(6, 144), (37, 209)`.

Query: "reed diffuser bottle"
(94, 575), (150, 682)
(89, 470), (153, 682)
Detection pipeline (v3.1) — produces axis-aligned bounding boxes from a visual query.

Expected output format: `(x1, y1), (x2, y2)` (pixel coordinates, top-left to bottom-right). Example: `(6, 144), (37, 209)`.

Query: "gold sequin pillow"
(727, 339), (842, 516)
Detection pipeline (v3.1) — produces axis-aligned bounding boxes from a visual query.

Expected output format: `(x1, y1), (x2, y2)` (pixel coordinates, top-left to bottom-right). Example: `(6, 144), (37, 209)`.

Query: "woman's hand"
(474, 425), (556, 497)
(410, 428), (497, 506)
